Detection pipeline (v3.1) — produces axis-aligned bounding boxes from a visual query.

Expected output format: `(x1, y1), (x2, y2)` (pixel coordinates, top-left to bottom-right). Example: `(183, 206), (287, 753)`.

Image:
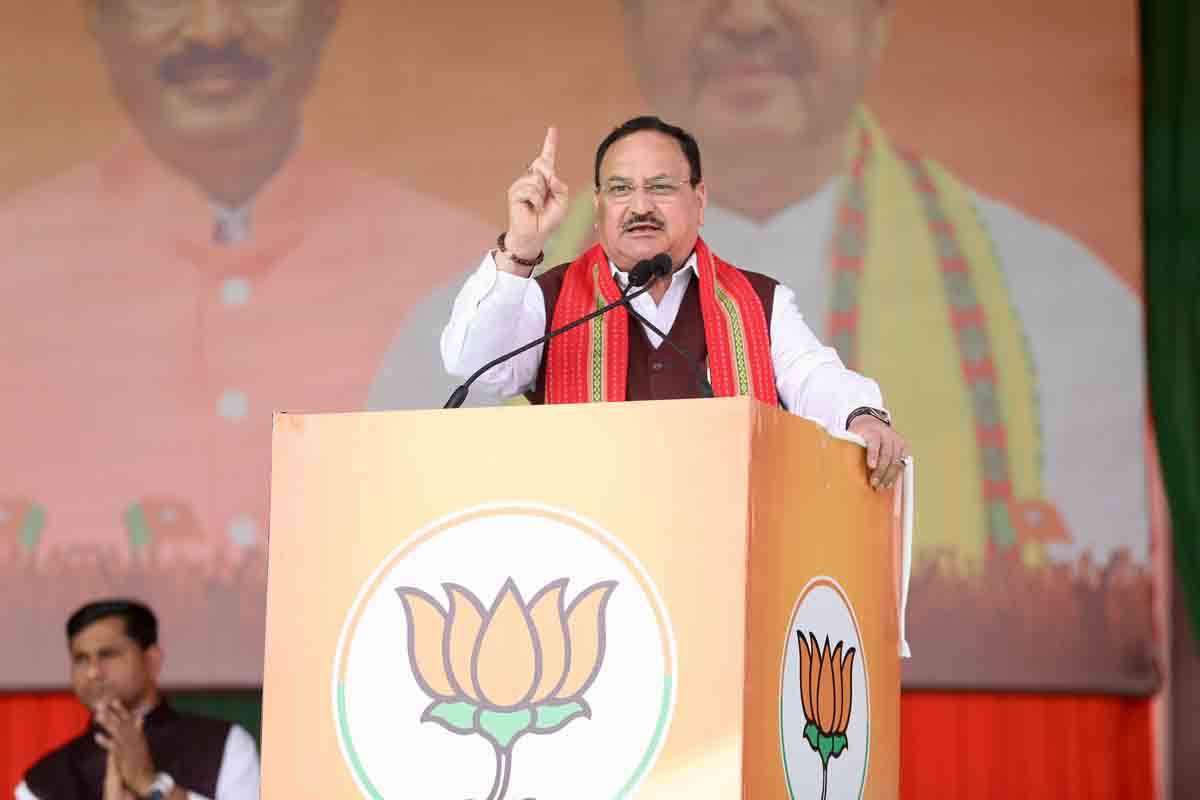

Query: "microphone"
(443, 257), (664, 408)
(625, 252), (671, 291)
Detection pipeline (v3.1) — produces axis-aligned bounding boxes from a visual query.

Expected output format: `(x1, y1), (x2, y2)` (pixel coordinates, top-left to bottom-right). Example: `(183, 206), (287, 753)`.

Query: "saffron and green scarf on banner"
(541, 108), (1066, 570)
(544, 239), (775, 405)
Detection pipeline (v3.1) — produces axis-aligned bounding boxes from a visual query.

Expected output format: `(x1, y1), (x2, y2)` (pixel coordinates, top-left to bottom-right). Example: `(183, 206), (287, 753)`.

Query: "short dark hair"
(594, 116), (702, 188)
(67, 599), (158, 650)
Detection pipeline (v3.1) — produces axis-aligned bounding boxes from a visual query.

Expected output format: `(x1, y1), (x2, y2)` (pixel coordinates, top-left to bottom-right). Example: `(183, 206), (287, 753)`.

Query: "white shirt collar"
(211, 202), (254, 246)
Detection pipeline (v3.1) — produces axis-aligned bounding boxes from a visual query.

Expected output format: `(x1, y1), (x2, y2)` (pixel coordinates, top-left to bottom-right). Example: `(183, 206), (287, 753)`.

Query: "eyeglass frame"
(594, 175), (701, 202)
(117, 0), (295, 18)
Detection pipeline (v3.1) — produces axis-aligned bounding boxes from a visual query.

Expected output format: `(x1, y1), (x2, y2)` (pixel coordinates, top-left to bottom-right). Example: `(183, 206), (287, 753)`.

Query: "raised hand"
(501, 127), (569, 273)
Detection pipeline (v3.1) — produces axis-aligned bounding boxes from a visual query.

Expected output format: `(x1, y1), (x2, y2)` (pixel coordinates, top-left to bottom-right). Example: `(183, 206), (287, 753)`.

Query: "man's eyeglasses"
(121, 0), (292, 18)
(599, 178), (696, 202)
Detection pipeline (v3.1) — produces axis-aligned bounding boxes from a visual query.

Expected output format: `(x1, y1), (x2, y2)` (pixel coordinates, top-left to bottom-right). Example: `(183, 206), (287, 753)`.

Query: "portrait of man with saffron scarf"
(601, 0), (1150, 688)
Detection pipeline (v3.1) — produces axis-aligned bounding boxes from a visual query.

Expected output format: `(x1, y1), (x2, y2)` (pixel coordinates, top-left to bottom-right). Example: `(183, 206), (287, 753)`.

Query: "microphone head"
(627, 253), (673, 287)
(628, 258), (656, 287)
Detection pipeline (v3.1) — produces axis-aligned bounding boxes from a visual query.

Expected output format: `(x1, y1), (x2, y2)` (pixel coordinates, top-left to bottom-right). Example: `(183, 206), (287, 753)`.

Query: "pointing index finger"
(540, 126), (558, 169)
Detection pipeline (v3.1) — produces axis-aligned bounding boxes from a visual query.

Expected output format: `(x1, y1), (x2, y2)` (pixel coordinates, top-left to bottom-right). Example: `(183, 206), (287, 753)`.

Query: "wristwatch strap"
(143, 772), (175, 800)
(846, 406), (891, 429)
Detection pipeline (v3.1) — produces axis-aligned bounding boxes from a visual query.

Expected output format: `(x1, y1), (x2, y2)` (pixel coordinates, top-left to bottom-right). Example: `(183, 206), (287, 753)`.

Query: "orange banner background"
(1, 0), (1140, 290)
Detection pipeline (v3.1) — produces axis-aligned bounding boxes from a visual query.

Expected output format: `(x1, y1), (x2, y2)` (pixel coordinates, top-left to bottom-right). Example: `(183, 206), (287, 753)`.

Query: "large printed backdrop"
(0, 0), (1152, 692)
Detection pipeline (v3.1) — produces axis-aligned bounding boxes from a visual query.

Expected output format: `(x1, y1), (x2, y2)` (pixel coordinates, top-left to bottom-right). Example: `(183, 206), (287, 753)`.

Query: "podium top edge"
(272, 398), (867, 451)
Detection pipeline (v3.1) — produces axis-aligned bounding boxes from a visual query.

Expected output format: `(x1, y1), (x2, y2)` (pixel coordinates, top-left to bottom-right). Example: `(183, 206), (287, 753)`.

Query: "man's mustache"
(159, 43), (272, 85)
(622, 213), (665, 232)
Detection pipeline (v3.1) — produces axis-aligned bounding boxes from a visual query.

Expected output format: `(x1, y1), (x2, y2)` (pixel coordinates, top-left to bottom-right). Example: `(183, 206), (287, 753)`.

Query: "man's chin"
(689, 91), (822, 147)
(614, 238), (667, 264)
(156, 96), (279, 146)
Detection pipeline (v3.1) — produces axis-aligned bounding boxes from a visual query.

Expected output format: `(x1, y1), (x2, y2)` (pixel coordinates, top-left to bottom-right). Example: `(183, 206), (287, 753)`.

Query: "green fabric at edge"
(167, 691), (263, 747)
(1143, 0), (1200, 643)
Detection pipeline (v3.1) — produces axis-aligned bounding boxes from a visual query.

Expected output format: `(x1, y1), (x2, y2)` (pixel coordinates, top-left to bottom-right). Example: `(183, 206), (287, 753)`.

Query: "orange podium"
(262, 397), (906, 799)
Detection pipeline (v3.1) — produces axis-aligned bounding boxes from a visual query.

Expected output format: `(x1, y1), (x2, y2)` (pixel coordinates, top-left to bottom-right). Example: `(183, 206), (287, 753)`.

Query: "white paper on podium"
(898, 457), (914, 658)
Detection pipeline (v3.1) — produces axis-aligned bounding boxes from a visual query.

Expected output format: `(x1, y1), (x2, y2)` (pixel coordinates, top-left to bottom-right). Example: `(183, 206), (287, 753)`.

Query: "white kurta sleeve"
(440, 252), (549, 398)
(210, 724), (259, 800)
(15, 728), (259, 800)
(770, 283), (885, 432)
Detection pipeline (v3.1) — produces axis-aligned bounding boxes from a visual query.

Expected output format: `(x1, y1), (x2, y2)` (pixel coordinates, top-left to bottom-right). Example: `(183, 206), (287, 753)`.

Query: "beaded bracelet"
(497, 232), (544, 268)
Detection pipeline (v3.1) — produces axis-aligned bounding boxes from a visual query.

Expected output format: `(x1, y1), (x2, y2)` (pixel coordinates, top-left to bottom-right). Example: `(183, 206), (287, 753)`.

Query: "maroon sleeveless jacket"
(524, 262), (777, 404)
(23, 702), (231, 800)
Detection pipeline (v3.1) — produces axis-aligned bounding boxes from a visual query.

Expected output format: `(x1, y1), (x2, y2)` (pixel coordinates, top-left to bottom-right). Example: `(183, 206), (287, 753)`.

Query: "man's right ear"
(146, 643), (165, 681)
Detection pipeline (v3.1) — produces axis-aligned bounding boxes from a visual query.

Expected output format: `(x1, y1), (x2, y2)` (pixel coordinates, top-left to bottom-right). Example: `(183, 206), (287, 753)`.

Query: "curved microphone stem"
(621, 303), (713, 398)
(443, 279), (660, 409)
(620, 255), (712, 397)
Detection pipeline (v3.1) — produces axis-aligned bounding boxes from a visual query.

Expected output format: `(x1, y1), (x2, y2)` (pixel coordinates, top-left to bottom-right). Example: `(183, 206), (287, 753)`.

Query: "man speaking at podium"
(442, 116), (908, 490)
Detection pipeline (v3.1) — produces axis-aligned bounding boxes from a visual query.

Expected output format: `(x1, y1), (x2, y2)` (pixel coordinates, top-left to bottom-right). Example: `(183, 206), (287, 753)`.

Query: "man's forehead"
(69, 616), (131, 651)
(620, 0), (887, 21)
(600, 132), (689, 178)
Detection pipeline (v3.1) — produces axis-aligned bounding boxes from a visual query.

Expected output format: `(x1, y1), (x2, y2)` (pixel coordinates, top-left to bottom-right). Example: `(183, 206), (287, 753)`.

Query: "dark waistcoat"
(525, 262), (777, 404)
(24, 702), (231, 800)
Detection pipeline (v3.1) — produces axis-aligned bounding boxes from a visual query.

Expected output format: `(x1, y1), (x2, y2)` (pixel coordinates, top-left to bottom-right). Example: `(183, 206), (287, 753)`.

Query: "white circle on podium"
(780, 577), (870, 800)
(333, 503), (677, 800)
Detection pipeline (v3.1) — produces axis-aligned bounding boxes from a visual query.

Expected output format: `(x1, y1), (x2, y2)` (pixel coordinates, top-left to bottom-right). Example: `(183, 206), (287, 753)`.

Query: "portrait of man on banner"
(610, 0), (1152, 689)
(0, 0), (490, 685)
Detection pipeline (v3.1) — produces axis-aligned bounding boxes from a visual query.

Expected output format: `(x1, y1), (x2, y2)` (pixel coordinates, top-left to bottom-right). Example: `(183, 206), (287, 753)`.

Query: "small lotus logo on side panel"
(780, 578), (869, 800)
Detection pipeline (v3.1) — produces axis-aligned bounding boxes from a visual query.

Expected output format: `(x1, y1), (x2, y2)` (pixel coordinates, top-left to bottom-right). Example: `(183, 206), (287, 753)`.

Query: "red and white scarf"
(545, 237), (775, 404)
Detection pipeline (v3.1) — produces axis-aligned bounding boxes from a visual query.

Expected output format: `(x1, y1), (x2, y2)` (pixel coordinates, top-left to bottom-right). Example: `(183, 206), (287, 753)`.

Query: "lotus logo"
(781, 577), (869, 800)
(395, 578), (616, 800)
(333, 504), (676, 799)
(795, 632), (856, 800)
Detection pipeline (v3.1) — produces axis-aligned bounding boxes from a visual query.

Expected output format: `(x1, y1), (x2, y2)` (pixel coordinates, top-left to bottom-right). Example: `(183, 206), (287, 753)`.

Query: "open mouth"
(623, 222), (663, 234)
